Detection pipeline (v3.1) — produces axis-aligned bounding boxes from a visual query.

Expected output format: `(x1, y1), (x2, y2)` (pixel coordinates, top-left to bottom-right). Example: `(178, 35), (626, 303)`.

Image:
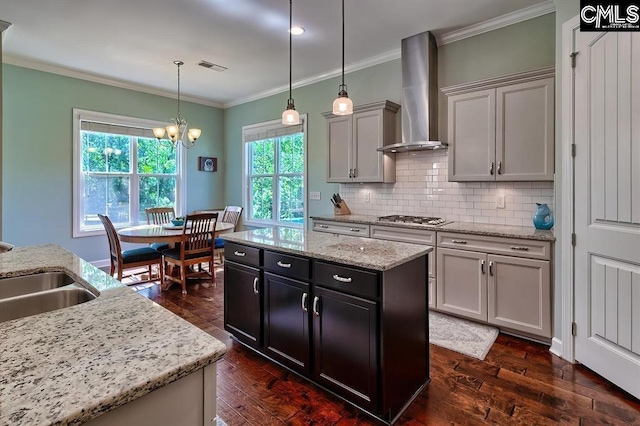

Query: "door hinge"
(571, 143), (576, 158)
(570, 51), (579, 68)
(571, 233), (576, 246)
(571, 322), (577, 336)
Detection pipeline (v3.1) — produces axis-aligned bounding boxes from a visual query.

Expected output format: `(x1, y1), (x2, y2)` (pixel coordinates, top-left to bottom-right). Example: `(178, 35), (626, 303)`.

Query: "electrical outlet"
(309, 191), (321, 200)
(496, 194), (505, 209)
(364, 192), (370, 203)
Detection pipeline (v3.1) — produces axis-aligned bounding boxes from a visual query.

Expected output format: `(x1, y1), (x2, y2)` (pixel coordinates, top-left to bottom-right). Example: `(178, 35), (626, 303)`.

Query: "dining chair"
(214, 206), (243, 264)
(162, 212), (218, 295)
(98, 214), (164, 283)
(145, 207), (176, 252)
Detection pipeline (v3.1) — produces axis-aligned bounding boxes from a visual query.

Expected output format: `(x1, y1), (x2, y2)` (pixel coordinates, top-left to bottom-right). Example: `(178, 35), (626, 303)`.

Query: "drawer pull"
(481, 259), (485, 274)
(277, 261), (292, 268)
(510, 246), (529, 251)
(234, 251), (246, 257)
(350, 228), (360, 232)
(319, 224), (329, 229)
(252, 277), (259, 295)
(302, 293), (308, 312)
(333, 274), (352, 283)
(452, 240), (467, 244)
(489, 261), (494, 276)
(313, 296), (320, 316)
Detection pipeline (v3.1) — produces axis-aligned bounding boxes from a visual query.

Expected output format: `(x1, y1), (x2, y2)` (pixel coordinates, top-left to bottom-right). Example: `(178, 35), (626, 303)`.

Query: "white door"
(574, 30), (640, 399)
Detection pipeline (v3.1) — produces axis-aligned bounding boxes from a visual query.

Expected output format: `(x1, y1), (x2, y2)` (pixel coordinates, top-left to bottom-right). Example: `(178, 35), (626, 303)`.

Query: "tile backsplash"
(339, 150), (554, 228)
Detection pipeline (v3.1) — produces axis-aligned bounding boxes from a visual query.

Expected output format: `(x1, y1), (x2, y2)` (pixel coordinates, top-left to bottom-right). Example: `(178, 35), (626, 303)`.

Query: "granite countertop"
(0, 245), (227, 426)
(222, 227), (432, 271)
(310, 215), (556, 242)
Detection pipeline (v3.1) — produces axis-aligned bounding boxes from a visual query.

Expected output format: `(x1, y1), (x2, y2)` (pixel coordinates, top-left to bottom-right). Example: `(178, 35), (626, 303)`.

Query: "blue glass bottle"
(532, 203), (554, 230)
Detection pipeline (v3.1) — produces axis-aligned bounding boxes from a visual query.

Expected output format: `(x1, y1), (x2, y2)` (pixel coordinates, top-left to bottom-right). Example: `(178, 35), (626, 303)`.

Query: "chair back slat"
(182, 213), (218, 257)
(221, 206), (243, 230)
(146, 207), (175, 225)
(98, 214), (122, 261)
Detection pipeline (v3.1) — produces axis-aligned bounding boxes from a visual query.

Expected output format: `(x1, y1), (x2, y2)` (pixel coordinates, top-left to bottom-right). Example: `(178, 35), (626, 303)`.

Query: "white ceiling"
(0, 0), (552, 107)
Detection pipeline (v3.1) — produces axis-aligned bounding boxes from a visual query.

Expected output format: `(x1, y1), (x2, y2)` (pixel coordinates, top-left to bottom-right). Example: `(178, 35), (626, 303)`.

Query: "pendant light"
(332, 0), (353, 115)
(282, 0), (301, 125)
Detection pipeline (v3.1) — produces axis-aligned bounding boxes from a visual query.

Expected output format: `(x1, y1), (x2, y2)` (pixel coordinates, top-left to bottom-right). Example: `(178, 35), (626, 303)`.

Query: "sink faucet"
(0, 242), (14, 253)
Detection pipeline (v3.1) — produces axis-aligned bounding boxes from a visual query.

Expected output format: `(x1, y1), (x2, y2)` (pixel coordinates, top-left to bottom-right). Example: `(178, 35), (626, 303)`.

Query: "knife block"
(334, 200), (351, 215)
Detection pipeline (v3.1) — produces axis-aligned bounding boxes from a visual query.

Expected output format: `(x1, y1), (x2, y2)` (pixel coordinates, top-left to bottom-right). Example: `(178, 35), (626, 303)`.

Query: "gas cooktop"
(377, 215), (451, 226)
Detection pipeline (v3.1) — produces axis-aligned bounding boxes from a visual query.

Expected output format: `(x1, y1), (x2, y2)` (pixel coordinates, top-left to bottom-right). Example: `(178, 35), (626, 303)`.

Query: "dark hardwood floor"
(130, 266), (640, 425)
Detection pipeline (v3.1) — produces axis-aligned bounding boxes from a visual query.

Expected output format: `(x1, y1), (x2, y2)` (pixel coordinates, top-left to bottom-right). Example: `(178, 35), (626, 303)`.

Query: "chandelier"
(153, 60), (201, 149)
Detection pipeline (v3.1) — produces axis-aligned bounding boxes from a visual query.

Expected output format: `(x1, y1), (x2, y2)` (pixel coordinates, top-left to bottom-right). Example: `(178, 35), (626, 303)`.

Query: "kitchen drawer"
(264, 250), (310, 281)
(437, 232), (550, 260)
(225, 242), (261, 267)
(313, 220), (370, 237)
(370, 225), (436, 245)
(314, 261), (378, 299)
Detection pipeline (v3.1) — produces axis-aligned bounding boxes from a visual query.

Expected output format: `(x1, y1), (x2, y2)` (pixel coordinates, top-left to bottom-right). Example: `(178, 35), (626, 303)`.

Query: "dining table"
(117, 221), (235, 244)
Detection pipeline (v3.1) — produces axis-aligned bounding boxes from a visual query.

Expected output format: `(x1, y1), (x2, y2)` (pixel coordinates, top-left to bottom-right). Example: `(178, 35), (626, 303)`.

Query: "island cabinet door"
(312, 286), (379, 413)
(263, 273), (310, 376)
(224, 261), (262, 349)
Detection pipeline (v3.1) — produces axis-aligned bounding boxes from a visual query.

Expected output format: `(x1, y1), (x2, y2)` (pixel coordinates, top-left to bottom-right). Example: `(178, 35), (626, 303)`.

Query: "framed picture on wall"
(198, 157), (217, 172)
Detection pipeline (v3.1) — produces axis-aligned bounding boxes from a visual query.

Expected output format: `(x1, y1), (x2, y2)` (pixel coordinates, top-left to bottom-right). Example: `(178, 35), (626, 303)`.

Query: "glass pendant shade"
(282, 105), (300, 125)
(188, 128), (202, 142)
(332, 91), (353, 116)
(153, 127), (166, 139)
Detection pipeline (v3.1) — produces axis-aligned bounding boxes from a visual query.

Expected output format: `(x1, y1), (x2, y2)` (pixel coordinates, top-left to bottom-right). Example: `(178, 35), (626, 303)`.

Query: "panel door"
(487, 254), (551, 338)
(574, 31), (640, 399)
(447, 89), (496, 181)
(312, 286), (378, 412)
(496, 77), (555, 181)
(263, 273), (310, 375)
(326, 115), (352, 183)
(436, 248), (487, 321)
(224, 261), (262, 348)
(352, 109), (384, 182)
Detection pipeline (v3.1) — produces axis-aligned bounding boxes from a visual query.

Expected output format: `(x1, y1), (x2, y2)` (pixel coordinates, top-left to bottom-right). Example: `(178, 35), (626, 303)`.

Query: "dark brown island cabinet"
(223, 229), (432, 424)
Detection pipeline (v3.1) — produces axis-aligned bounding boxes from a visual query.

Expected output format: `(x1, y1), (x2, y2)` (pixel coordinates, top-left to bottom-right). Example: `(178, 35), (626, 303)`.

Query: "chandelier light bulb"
(153, 127), (166, 140)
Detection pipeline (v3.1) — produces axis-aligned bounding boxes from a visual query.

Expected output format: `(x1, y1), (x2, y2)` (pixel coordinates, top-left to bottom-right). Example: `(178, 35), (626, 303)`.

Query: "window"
(73, 109), (186, 237)
(243, 117), (307, 228)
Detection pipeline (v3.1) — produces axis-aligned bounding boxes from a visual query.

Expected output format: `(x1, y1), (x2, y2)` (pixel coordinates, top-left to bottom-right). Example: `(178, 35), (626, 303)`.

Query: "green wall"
(223, 13), (556, 226)
(2, 64), (224, 262)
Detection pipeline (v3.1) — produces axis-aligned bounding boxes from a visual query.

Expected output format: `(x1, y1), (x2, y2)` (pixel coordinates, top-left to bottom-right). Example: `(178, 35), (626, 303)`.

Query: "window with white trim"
(73, 109), (186, 237)
(243, 117), (307, 228)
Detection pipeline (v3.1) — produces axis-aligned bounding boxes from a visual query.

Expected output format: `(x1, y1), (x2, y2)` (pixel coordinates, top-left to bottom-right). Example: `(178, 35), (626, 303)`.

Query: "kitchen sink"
(0, 272), (76, 300)
(0, 284), (98, 324)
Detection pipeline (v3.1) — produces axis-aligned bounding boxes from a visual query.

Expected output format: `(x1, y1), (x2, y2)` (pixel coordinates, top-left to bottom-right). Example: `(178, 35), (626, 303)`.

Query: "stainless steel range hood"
(378, 31), (446, 152)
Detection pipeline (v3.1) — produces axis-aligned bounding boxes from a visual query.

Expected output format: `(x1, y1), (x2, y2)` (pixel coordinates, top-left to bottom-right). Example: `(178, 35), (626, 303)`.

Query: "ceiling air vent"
(198, 60), (227, 72)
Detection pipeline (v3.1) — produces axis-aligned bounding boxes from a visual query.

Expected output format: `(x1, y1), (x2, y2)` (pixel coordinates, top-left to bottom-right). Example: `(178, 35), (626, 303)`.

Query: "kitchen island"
(0, 245), (227, 426)
(222, 227), (432, 425)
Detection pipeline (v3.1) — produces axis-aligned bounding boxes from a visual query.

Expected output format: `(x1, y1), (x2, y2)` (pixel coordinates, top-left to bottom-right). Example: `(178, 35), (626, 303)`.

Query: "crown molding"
(436, 0), (556, 46)
(223, 48), (401, 108)
(2, 54), (224, 108)
(0, 20), (11, 32)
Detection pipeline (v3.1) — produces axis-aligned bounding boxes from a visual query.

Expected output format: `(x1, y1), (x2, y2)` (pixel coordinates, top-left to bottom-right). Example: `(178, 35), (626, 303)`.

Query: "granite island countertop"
(222, 227), (432, 271)
(311, 214), (556, 242)
(0, 245), (227, 426)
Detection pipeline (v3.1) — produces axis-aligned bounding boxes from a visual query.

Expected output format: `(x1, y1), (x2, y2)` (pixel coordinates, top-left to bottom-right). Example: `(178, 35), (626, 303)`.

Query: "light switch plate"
(364, 192), (370, 203)
(496, 194), (505, 209)
(309, 191), (321, 200)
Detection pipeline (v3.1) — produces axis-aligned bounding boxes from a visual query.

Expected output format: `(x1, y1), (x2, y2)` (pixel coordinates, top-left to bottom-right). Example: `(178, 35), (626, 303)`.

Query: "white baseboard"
(549, 337), (563, 358)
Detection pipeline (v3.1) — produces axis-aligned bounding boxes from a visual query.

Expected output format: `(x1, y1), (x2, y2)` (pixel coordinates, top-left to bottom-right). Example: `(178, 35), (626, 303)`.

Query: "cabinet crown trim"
(441, 66), (555, 96)
(322, 100), (400, 118)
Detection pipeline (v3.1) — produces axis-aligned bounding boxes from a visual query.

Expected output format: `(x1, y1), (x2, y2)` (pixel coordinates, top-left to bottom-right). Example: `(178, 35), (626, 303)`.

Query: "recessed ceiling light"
(289, 26), (305, 35)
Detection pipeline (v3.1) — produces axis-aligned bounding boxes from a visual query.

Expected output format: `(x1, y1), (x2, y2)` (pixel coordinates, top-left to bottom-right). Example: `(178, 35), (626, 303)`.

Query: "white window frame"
(72, 109), (187, 238)
(242, 115), (307, 228)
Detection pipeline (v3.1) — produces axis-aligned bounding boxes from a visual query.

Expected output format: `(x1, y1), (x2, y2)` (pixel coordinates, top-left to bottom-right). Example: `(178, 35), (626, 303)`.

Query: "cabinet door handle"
(510, 246), (529, 251)
(319, 224), (329, 229)
(497, 161), (502, 175)
(277, 260), (292, 268)
(302, 293), (308, 312)
(489, 261), (494, 276)
(350, 228), (360, 232)
(353, 168), (357, 177)
(452, 240), (467, 244)
(234, 251), (246, 257)
(333, 274), (352, 283)
(253, 277), (259, 295)
(490, 162), (494, 175)
(349, 169), (353, 178)
(313, 296), (320, 316)
(481, 259), (485, 274)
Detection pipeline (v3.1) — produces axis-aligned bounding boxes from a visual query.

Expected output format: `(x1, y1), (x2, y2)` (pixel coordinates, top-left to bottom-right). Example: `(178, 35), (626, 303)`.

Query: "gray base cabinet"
(436, 248), (487, 322)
